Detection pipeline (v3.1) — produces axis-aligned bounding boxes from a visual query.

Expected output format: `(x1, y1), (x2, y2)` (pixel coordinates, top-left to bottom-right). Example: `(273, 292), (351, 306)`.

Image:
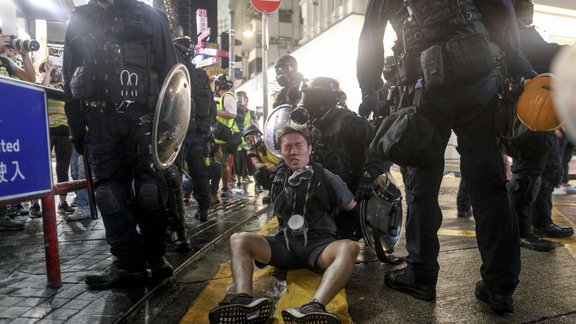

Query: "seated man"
(209, 124), (359, 323)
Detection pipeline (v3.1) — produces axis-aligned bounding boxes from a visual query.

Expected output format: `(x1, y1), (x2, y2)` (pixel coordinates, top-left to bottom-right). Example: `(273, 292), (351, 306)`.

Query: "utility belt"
(397, 33), (497, 88)
(84, 100), (150, 116)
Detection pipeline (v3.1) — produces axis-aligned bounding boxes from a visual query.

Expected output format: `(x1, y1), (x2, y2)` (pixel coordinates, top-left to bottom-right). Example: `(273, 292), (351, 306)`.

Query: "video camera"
(8, 35), (40, 52)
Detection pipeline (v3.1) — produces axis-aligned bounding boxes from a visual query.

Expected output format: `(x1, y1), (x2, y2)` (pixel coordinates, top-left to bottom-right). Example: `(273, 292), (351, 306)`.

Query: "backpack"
(186, 61), (215, 134)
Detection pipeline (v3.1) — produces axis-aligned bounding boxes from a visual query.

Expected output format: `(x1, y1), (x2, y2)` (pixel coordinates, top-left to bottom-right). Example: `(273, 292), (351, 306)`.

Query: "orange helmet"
(516, 75), (562, 131)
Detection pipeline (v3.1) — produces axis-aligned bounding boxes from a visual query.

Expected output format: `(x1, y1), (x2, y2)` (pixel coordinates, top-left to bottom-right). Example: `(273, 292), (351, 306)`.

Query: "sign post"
(250, 0), (281, 124)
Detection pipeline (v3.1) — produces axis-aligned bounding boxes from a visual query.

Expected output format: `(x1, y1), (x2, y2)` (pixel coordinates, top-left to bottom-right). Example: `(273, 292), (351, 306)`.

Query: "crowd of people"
(1, 0), (576, 323)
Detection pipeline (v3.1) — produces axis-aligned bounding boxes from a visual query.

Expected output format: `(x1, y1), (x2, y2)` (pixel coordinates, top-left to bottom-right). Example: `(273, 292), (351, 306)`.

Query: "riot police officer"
(174, 36), (215, 222)
(507, 0), (573, 252)
(357, 0), (535, 314)
(63, 0), (179, 289)
(272, 54), (305, 109)
(291, 77), (388, 240)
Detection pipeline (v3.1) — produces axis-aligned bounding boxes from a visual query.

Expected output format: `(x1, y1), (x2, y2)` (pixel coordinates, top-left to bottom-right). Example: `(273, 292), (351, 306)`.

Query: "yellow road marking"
(180, 217), (352, 323)
(437, 229), (477, 237)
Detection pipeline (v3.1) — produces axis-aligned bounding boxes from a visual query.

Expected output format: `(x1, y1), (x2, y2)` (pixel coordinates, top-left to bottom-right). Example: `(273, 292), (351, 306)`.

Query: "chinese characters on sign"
(0, 78), (52, 202)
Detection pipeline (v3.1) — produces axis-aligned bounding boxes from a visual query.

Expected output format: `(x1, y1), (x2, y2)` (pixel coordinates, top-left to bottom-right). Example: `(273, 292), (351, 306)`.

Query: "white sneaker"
(553, 187), (567, 196)
(64, 208), (90, 222)
(563, 184), (576, 194)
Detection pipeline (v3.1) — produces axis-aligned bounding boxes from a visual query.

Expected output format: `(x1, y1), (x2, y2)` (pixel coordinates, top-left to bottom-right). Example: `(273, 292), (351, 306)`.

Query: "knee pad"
(135, 183), (161, 210)
(95, 185), (120, 214)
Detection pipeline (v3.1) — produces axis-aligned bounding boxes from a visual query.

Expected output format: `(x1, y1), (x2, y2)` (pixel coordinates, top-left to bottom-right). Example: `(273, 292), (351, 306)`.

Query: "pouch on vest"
(397, 51), (423, 84)
(445, 33), (496, 83)
(406, 0), (466, 40)
(368, 106), (440, 167)
(70, 35), (98, 100)
(421, 33), (496, 89)
(420, 44), (447, 89)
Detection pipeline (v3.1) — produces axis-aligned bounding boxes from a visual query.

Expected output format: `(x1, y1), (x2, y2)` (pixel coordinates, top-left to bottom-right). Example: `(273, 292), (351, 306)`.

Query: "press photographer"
(0, 27), (36, 82)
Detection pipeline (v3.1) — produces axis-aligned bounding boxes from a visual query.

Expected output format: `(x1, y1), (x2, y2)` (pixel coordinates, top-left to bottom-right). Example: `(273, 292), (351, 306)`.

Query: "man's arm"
(12, 52), (35, 82)
(356, 0), (387, 96)
(218, 94), (237, 119)
(477, 0), (536, 78)
(152, 8), (179, 82)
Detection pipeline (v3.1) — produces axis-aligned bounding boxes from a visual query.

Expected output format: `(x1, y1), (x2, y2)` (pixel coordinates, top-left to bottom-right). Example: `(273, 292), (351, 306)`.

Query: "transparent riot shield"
(360, 172), (404, 264)
(151, 63), (192, 169)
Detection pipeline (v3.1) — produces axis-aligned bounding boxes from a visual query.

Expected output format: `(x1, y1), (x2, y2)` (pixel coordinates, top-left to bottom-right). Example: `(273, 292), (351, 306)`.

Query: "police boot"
(195, 209), (209, 222)
(384, 268), (436, 301)
(519, 232), (556, 252)
(148, 257), (174, 282)
(534, 223), (574, 238)
(85, 262), (147, 290)
(475, 280), (514, 315)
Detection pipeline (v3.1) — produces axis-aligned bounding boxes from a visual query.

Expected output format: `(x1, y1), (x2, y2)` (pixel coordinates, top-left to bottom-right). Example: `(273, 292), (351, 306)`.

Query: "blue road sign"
(0, 77), (53, 202)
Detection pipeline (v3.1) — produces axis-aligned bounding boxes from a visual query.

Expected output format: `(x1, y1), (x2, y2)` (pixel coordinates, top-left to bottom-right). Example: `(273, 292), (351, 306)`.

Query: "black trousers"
(85, 111), (167, 271)
(511, 132), (561, 232)
(184, 134), (211, 211)
(402, 75), (520, 295)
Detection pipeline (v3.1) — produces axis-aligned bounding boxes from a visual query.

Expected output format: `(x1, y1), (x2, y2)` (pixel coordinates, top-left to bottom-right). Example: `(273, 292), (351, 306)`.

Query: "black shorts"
(256, 234), (336, 273)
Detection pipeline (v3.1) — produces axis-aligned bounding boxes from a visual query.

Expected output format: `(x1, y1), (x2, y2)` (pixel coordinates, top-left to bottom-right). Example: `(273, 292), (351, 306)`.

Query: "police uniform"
(178, 46), (215, 222)
(63, 0), (179, 286)
(357, 0), (534, 308)
(509, 12), (572, 244)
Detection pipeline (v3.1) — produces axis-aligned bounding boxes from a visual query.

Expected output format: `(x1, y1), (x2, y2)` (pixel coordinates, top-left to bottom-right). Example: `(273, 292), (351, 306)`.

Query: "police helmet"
(243, 124), (263, 147)
(214, 74), (233, 91)
(174, 36), (194, 56)
(301, 77), (343, 117)
(516, 75), (561, 131)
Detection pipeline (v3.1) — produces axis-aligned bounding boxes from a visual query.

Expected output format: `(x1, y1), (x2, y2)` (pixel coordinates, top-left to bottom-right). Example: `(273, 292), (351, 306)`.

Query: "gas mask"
(275, 64), (294, 87)
(290, 105), (310, 124)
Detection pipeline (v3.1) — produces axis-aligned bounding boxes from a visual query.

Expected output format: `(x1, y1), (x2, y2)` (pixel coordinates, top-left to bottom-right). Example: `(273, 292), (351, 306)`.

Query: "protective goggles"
(245, 134), (261, 146)
(287, 166), (314, 186)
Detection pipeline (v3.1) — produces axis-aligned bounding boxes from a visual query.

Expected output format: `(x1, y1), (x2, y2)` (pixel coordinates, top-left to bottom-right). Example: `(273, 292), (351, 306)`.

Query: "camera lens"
(10, 38), (40, 52)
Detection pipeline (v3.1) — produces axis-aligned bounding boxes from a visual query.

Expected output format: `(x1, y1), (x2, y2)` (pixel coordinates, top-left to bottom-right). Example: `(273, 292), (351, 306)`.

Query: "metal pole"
(262, 12), (269, 123)
(41, 193), (62, 288)
(229, 1), (235, 88)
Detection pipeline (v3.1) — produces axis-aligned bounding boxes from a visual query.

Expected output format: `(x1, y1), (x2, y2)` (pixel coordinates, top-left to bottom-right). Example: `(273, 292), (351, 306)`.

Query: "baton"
(82, 149), (98, 220)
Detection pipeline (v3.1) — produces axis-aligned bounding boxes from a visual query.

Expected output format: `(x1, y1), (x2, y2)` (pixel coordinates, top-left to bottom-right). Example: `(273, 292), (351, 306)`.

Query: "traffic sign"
(0, 77), (52, 202)
(250, 0), (281, 14)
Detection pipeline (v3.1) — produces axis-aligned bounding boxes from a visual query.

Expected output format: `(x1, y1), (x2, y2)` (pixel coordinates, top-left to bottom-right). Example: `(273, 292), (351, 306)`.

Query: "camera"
(8, 35), (40, 52)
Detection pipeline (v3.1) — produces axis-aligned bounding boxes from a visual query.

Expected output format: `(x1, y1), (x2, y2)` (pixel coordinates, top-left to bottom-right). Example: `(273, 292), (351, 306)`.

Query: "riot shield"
(360, 172), (404, 264)
(152, 63), (192, 169)
(263, 104), (294, 158)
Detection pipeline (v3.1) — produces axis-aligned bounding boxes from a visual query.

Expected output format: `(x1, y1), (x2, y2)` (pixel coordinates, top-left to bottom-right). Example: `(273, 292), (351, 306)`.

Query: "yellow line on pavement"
(437, 228), (477, 237)
(552, 206), (576, 259)
(180, 217), (352, 323)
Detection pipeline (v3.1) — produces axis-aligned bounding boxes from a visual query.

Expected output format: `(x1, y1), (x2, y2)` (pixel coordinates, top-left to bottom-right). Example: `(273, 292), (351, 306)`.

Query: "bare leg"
(230, 232), (272, 295)
(313, 239), (360, 305)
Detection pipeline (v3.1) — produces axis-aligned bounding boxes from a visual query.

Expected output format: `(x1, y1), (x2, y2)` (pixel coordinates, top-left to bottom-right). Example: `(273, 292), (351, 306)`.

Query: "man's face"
(280, 133), (311, 171)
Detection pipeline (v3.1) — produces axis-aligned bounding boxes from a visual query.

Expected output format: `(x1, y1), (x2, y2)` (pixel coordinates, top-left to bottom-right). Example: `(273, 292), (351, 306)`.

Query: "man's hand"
(358, 94), (377, 119)
(69, 130), (86, 155)
(355, 172), (374, 201)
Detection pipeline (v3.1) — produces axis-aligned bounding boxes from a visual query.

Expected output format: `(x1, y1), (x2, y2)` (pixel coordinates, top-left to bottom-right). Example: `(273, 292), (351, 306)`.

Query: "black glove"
(69, 130), (86, 155)
(358, 94), (377, 119)
(355, 171), (374, 201)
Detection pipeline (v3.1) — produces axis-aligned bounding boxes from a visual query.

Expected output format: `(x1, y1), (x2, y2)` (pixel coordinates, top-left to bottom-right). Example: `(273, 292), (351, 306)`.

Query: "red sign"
(250, 0), (281, 14)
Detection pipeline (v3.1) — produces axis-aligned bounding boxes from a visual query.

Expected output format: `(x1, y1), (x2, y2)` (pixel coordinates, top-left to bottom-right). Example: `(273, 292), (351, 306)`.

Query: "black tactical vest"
(70, 2), (157, 111)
